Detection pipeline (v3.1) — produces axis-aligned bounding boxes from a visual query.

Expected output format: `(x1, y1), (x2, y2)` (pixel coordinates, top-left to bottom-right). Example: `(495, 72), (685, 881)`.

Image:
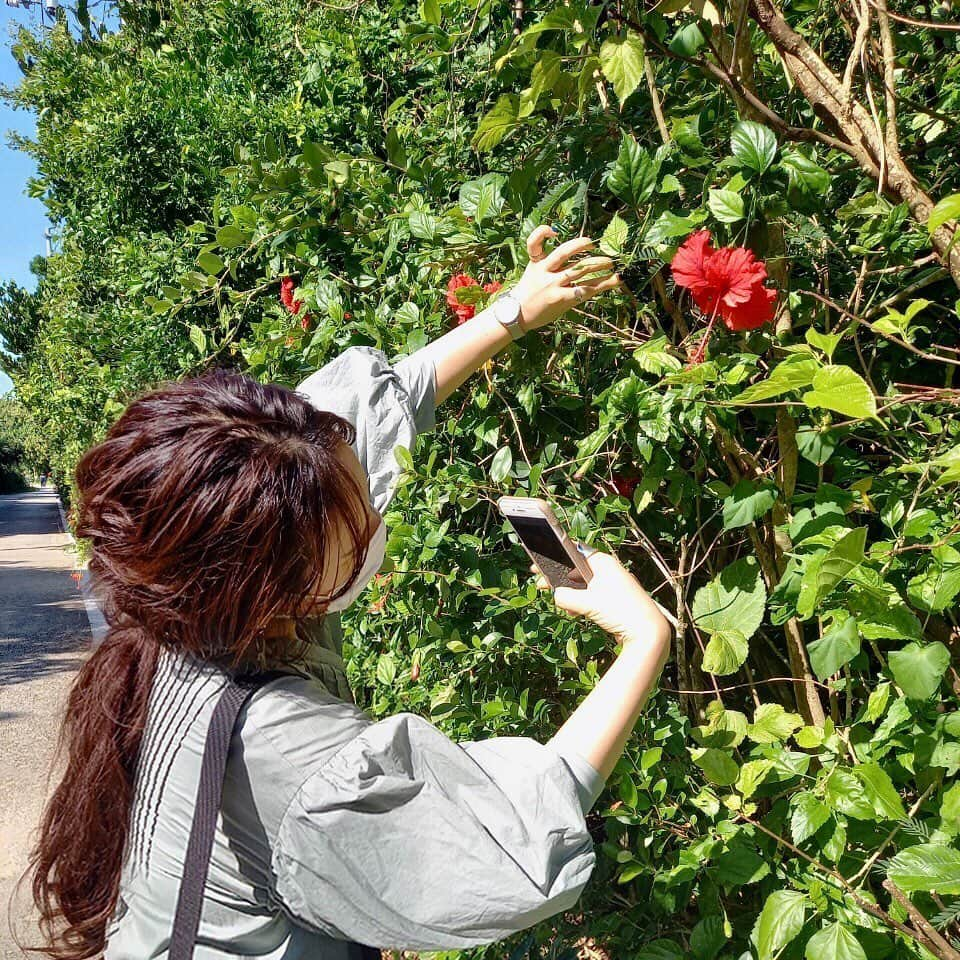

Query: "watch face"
(495, 295), (519, 326)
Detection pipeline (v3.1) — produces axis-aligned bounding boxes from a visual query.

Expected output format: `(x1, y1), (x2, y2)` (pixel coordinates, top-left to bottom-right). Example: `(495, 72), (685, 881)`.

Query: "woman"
(27, 227), (672, 959)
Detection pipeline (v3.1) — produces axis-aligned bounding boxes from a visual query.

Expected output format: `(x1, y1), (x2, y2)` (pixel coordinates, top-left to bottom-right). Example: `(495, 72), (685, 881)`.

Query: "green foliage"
(0, 397), (37, 491)
(3, 1), (960, 958)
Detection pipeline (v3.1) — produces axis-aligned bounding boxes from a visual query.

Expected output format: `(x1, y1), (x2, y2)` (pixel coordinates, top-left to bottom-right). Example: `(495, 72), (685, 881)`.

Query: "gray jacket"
(105, 344), (604, 959)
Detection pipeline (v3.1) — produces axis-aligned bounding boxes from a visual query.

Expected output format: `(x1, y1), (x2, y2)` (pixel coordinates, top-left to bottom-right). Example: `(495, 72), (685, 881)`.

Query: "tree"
(4, 1), (960, 956)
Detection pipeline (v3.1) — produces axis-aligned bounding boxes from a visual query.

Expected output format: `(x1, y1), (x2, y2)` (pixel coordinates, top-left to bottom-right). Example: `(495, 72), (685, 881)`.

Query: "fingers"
(554, 586), (591, 616)
(557, 256), (616, 284)
(542, 236), (596, 272)
(560, 273), (624, 305)
(526, 225), (557, 263)
(582, 549), (625, 577)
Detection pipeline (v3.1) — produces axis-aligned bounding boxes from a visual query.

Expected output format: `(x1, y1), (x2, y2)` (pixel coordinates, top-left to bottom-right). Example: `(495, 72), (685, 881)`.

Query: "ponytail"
(24, 627), (158, 959)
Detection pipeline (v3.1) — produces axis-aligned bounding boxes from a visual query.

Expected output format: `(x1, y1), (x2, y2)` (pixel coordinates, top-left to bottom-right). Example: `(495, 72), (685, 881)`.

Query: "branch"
(841, 0), (871, 99)
(873, 0), (904, 163)
(862, 0), (960, 31)
(883, 880), (960, 960)
(608, 10), (853, 155)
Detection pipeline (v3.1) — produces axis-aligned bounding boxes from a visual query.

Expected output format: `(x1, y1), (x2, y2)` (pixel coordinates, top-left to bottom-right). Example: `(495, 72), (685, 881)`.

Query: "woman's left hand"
(509, 226), (622, 332)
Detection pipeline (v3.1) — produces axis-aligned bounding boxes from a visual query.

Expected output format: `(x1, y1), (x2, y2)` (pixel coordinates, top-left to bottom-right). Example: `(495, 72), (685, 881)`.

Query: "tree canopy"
(3, 1), (960, 957)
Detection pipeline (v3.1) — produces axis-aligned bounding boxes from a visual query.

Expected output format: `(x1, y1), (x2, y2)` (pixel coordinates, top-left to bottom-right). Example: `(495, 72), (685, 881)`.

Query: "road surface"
(0, 487), (91, 958)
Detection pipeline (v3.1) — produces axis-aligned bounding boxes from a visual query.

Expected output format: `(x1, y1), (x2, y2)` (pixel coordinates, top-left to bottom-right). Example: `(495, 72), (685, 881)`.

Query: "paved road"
(0, 487), (91, 958)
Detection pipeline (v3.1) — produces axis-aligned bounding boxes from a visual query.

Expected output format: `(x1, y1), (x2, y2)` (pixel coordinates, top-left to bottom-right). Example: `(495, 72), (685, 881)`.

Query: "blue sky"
(1, 5), (50, 397)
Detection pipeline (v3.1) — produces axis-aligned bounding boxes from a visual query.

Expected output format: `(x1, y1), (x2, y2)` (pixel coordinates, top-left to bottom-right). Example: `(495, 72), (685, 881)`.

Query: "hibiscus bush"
(4, 1), (960, 958)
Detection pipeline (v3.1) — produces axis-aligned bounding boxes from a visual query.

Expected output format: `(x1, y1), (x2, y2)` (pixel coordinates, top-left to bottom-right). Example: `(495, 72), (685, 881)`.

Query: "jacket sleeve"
(294, 346), (437, 513)
(271, 712), (597, 951)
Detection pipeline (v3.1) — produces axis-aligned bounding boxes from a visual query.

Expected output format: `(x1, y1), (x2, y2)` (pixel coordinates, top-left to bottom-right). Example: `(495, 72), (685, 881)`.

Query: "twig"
(883, 880), (960, 960)
(862, 0), (960, 31)
(848, 783), (937, 885)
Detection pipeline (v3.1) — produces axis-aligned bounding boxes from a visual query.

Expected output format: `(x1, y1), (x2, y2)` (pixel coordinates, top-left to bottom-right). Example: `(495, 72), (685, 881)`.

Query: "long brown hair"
(23, 368), (371, 959)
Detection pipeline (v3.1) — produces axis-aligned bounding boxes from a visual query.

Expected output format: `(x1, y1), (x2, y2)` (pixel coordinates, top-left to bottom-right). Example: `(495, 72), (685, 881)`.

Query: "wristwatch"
(490, 291), (525, 341)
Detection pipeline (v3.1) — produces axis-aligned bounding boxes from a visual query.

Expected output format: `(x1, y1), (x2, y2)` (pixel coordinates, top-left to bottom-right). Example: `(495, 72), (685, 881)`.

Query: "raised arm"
(422, 227), (621, 405)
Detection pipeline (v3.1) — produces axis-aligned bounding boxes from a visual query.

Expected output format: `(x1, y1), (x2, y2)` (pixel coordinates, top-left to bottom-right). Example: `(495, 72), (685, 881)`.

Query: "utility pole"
(4, 0), (58, 33)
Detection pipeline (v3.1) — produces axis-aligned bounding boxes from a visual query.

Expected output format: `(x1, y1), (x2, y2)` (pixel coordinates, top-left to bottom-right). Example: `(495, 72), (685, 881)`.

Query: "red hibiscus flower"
(671, 231), (776, 362)
(483, 280), (503, 295)
(280, 276), (297, 311)
(447, 273), (478, 324)
(280, 276), (308, 318)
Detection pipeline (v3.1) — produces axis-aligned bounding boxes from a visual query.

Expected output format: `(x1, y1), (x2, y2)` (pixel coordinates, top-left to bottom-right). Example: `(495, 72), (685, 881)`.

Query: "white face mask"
(324, 517), (387, 614)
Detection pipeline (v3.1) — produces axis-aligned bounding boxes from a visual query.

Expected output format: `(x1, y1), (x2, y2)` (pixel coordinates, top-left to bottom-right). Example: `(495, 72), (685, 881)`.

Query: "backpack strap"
(168, 671), (381, 960)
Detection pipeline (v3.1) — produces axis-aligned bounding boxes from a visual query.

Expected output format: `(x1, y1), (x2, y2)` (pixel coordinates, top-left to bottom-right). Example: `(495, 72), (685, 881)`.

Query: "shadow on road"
(0, 566), (90, 689)
(0, 494), (67, 539)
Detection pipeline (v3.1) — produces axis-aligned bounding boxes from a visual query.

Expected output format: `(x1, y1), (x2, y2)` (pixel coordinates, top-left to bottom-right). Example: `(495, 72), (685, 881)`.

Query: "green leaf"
(519, 51), (562, 118)
(941, 783), (960, 835)
(808, 615), (861, 679)
(791, 791), (831, 843)
(803, 366), (877, 420)
(669, 21), (706, 57)
(888, 641), (950, 700)
(473, 94), (521, 152)
(737, 759), (775, 799)
(188, 325), (207, 355)
(907, 545), (960, 612)
(635, 940), (685, 960)
(693, 558), (767, 640)
(855, 762), (906, 820)
(887, 844), (960, 894)
(606, 135), (659, 207)
(691, 747), (740, 786)
(748, 703), (803, 744)
(459, 174), (507, 224)
(731, 355), (821, 404)
(385, 127), (407, 168)
(490, 445), (514, 483)
(825, 767), (877, 820)
(302, 141), (333, 171)
(928, 193), (960, 234)
(394, 445), (414, 472)
(599, 32), (646, 103)
(408, 210), (440, 241)
(805, 327), (844, 360)
(780, 150), (831, 195)
(805, 923), (866, 960)
(722, 480), (777, 530)
(376, 653), (397, 685)
(694, 701), (748, 748)
(708, 188), (745, 223)
(731, 121), (778, 174)
(420, 0), (441, 25)
(197, 251), (224, 275)
(215, 224), (249, 249)
(757, 890), (808, 960)
(702, 629), (749, 675)
(797, 527), (867, 618)
(691, 914), (727, 960)
(600, 213), (630, 256)
(324, 159), (351, 187)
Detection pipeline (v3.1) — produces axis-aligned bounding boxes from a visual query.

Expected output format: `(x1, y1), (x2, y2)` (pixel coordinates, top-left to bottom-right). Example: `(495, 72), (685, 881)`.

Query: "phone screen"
(506, 515), (582, 589)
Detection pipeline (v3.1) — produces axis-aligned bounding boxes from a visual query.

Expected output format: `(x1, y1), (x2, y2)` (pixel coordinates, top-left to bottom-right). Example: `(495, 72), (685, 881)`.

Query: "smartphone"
(498, 496), (593, 590)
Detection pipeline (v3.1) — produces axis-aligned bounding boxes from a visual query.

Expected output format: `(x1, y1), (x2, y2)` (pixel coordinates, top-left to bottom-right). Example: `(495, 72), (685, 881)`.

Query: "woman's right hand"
(551, 551), (672, 650)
